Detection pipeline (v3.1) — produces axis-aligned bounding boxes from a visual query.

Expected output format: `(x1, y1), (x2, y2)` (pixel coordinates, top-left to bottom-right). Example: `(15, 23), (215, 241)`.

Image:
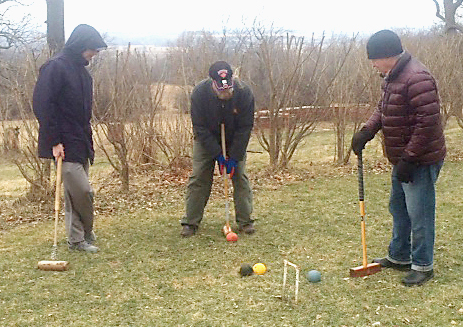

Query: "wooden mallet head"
(222, 224), (232, 236)
(38, 260), (69, 271)
(350, 262), (381, 278)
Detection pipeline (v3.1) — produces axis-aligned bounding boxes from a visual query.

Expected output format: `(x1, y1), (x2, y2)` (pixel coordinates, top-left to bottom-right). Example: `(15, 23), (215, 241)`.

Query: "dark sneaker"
(85, 231), (97, 244)
(69, 241), (98, 253)
(238, 223), (255, 235)
(372, 257), (411, 271)
(181, 225), (197, 237)
(402, 269), (434, 286)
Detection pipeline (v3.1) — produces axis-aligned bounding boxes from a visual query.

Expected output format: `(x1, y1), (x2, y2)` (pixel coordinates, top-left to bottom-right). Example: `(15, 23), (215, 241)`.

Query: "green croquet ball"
(239, 264), (254, 277)
(307, 270), (321, 283)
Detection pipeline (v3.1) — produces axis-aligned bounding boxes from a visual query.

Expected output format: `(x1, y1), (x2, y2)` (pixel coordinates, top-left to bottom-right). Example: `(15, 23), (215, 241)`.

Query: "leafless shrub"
(2, 124), (18, 153)
(93, 46), (193, 192)
(325, 36), (379, 164)
(92, 47), (160, 192)
(0, 49), (53, 200)
(243, 24), (357, 169)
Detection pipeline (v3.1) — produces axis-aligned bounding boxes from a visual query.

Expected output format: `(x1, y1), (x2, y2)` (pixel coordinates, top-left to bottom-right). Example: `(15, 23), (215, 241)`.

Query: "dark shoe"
(181, 225), (197, 237)
(69, 241), (98, 253)
(372, 257), (411, 271)
(238, 223), (255, 235)
(402, 269), (434, 286)
(85, 231), (96, 244)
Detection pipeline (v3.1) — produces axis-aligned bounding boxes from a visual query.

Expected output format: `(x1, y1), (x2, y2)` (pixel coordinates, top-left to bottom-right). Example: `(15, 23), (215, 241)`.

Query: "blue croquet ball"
(307, 270), (321, 283)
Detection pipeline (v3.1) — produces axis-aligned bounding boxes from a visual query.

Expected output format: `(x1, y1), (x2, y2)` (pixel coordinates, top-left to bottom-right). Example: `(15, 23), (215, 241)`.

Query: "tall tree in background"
(432, 0), (463, 33)
(46, 0), (64, 54)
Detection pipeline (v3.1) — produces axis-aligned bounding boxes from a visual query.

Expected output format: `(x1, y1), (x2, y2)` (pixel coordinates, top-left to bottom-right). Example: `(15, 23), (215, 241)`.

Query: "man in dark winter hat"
(351, 30), (446, 286)
(180, 61), (255, 237)
(33, 24), (107, 253)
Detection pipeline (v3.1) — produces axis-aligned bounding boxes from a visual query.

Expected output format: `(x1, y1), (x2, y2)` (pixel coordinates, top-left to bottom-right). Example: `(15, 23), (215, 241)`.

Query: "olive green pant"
(181, 141), (253, 228)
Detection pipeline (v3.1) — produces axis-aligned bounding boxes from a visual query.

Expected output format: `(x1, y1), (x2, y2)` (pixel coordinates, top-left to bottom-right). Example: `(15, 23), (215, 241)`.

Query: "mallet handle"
(221, 123), (231, 231)
(54, 156), (63, 248)
(358, 152), (364, 202)
(358, 153), (368, 267)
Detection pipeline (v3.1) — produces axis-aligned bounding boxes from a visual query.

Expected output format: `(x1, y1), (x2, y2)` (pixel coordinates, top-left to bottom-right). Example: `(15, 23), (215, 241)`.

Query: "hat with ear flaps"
(366, 30), (403, 59)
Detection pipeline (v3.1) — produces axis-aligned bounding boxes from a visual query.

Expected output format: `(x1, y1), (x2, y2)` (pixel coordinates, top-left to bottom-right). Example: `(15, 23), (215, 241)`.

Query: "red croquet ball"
(226, 232), (238, 242)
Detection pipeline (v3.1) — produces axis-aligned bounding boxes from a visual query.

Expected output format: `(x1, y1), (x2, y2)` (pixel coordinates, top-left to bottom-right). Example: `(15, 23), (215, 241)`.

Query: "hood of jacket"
(64, 24), (107, 65)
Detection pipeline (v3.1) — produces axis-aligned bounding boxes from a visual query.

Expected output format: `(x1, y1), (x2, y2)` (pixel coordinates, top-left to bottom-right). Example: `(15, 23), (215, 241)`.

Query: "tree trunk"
(444, 0), (458, 33)
(433, 0), (463, 34)
(46, 0), (65, 55)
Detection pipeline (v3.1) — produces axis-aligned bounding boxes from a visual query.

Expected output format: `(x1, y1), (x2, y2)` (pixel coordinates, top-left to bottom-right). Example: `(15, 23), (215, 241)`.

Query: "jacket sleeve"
(228, 86), (255, 161)
(403, 72), (441, 161)
(363, 100), (382, 136)
(33, 60), (64, 148)
(190, 88), (222, 159)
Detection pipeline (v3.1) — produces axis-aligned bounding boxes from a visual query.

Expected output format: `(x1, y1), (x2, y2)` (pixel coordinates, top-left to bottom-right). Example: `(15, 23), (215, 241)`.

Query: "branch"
(432, 0), (446, 20)
(0, 0), (20, 5)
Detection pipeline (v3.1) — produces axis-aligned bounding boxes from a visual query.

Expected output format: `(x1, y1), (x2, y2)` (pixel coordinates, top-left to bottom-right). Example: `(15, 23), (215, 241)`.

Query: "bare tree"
(0, 0), (38, 49)
(246, 24), (356, 169)
(92, 47), (173, 192)
(0, 51), (53, 200)
(0, 1), (51, 200)
(326, 38), (379, 164)
(432, 0), (463, 34)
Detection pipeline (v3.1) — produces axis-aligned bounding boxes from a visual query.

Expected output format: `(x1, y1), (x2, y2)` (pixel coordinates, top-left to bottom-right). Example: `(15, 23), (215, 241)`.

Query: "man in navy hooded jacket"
(33, 24), (107, 253)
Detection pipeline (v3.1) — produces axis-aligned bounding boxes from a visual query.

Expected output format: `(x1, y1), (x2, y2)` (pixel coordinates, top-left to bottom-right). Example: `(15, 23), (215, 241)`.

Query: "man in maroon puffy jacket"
(351, 30), (445, 286)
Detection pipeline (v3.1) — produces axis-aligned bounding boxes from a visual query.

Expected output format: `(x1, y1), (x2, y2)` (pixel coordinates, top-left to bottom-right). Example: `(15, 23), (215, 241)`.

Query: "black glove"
(395, 160), (417, 183)
(351, 127), (374, 155)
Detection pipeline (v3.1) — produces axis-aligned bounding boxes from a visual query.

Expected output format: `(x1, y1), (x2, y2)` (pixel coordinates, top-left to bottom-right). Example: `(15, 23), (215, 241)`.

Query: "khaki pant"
(181, 141), (253, 227)
(62, 161), (94, 244)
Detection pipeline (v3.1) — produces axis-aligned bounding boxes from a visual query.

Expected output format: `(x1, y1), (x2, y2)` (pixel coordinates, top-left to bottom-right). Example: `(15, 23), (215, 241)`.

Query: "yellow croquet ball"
(252, 263), (267, 275)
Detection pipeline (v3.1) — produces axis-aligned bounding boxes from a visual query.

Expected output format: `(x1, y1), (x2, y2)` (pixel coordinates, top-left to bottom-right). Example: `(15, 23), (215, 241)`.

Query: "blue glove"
(225, 158), (237, 177)
(216, 154), (226, 175)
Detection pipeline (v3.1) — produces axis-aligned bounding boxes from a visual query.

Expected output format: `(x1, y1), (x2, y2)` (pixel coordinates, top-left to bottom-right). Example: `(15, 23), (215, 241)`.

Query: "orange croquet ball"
(226, 232), (238, 242)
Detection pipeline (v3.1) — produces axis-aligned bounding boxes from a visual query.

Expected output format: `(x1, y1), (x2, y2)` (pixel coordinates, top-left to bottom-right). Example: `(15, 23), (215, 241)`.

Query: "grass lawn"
(1, 121), (463, 326)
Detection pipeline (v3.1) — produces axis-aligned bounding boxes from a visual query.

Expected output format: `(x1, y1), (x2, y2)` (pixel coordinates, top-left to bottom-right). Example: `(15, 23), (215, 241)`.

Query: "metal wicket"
(282, 260), (300, 303)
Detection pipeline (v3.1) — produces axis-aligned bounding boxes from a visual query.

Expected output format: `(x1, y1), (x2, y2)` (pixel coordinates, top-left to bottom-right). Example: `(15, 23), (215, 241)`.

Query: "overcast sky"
(12, 0), (442, 45)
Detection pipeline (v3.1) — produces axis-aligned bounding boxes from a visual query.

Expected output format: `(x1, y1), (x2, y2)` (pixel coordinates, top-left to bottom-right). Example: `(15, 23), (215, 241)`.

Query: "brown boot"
(181, 225), (197, 237)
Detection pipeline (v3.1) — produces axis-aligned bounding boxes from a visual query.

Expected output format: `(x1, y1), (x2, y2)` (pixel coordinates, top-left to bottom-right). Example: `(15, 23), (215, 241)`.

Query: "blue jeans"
(387, 161), (443, 271)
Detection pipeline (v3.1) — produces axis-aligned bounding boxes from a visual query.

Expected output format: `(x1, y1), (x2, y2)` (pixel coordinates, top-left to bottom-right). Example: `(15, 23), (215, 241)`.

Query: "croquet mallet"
(220, 123), (233, 236)
(350, 152), (381, 277)
(38, 156), (69, 271)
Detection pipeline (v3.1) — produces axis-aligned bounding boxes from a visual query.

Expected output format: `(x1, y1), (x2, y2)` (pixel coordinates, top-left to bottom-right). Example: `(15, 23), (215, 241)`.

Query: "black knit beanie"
(366, 30), (403, 59)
